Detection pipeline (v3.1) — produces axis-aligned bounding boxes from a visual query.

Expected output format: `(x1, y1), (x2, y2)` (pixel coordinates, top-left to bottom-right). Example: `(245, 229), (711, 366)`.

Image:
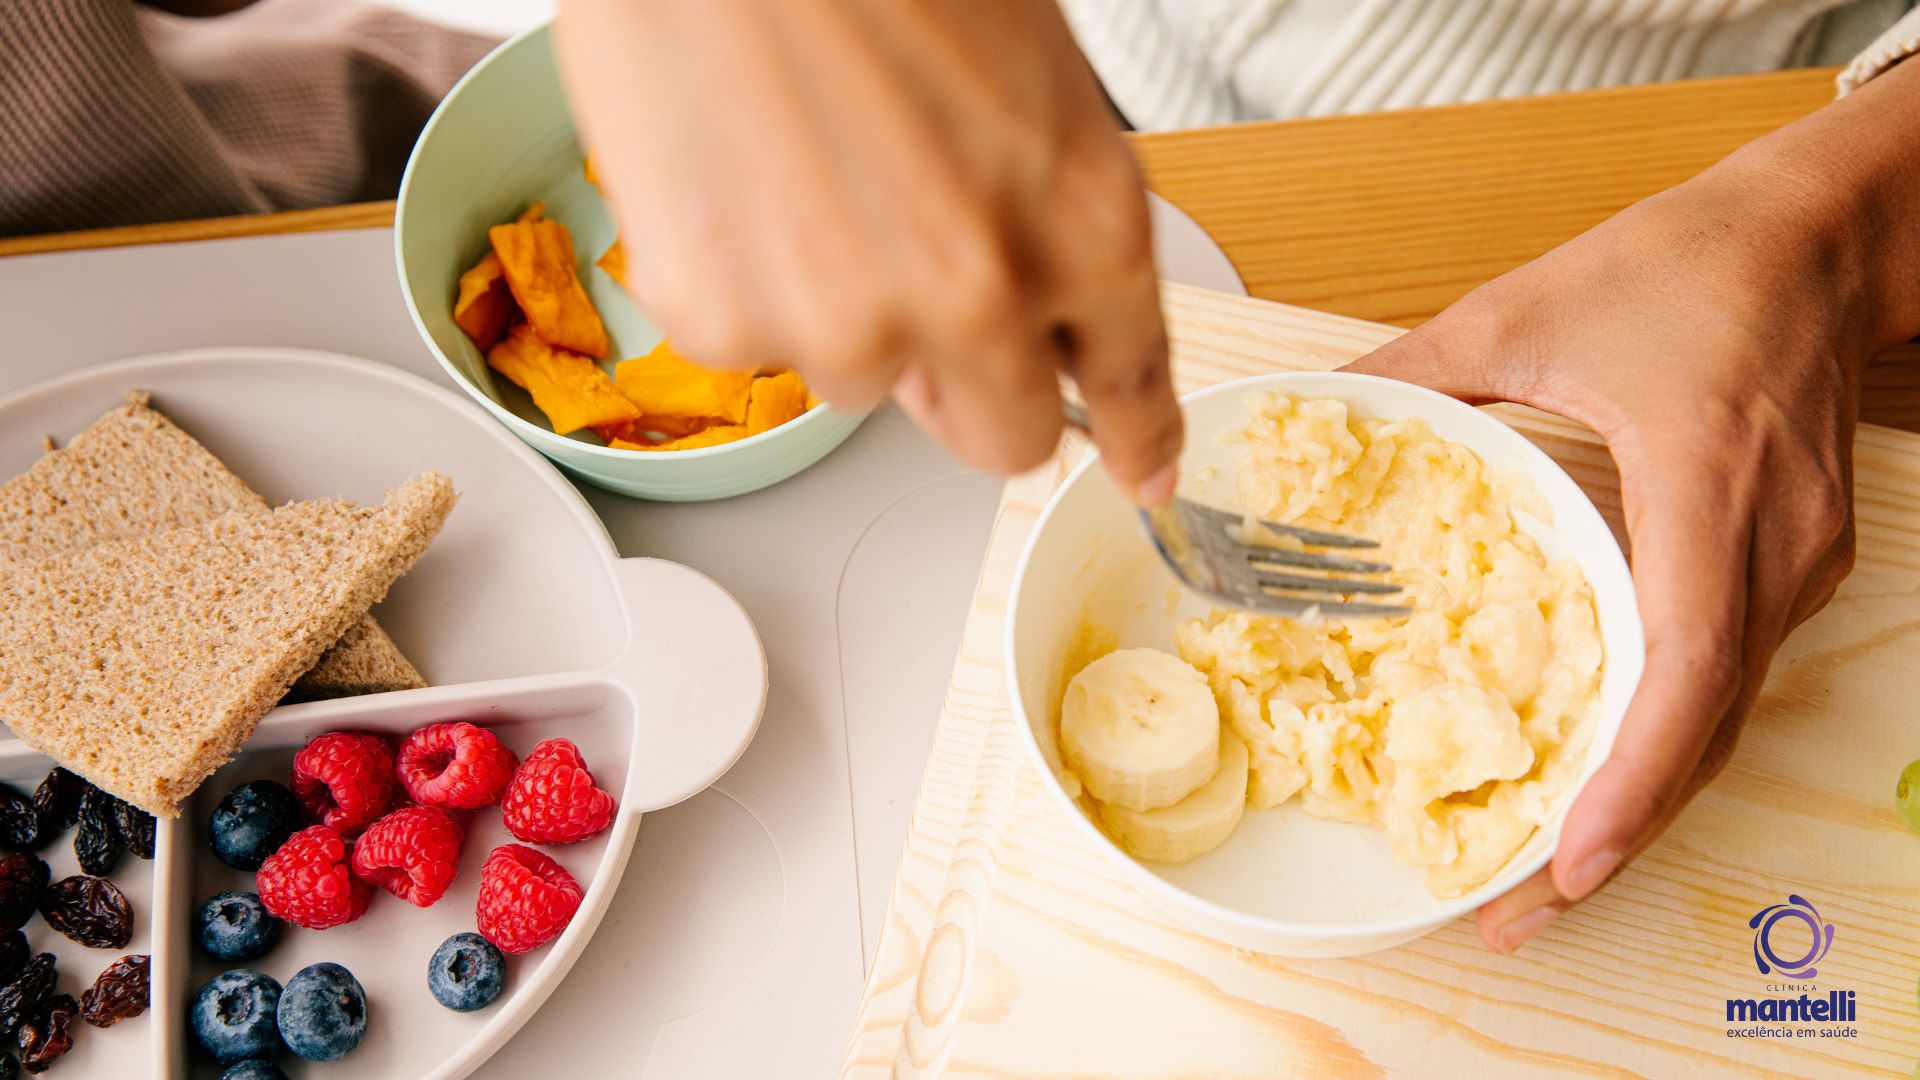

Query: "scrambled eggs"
(1175, 392), (1603, 897)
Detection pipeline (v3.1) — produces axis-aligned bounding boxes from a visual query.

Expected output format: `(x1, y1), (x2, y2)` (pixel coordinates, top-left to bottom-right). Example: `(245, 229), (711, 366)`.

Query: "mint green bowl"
(395, 24), (867, 501)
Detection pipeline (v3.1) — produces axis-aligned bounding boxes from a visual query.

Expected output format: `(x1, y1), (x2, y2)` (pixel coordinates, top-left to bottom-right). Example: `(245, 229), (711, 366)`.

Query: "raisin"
(40, 877), (131, 950)
(29, 773), (82, 836)
(0, 789), (42, 854)
(108, 795), (154, 860)
(0, 857), (46, 938)
(108, 799), (154, 860)
(0, 955), (55, 1046)
(79, 955), (147, 1028)
(0, 935), (24, 988)
(15, 994), (74, 1074)
(72, 790), (122, 877)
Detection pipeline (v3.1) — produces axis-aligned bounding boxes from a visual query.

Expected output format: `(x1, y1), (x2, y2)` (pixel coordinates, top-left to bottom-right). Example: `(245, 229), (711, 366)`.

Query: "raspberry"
(396, 723), (518, 810)
(350, 806), (465, 907)
(257, 826), (373, 930)
(293, 733), (397, 837)
(500, 739), (616, 845)
(474, 845), (582, 954)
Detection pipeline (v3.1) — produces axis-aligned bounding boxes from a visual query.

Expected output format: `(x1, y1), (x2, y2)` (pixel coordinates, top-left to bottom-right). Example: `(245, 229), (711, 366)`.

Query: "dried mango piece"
(453, 251), (515, 351)
(583, 157), (598, 187)
(644, 413), (710, 437)
(489, 216), (610, 358)
(596, 239), (627, 287)
(614, 341), (752, 423)
(487, 324), (641, 435)
(593, 414), (711, 445)
(661, 425), (750, 450)
(517, 202), (545, 223)
(614, 425), (751, 452)
(745, 371), (809, 434)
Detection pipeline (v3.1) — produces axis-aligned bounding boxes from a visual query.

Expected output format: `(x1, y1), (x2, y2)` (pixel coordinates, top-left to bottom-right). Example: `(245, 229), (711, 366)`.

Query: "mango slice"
(452, 251), (515, 351)
(487, 324), (640, 435)
(593, 414), (713, 445)
(745, 371), (809, 434)
(457, 177), (826, 451)
(488, 215), (610, 359)
(614, 341), (753, 423)
(596, 239), (627, 287)
(612, 425), (751, 452)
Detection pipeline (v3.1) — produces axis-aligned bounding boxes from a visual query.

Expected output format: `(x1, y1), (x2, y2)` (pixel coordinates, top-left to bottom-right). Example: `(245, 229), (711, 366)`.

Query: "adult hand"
(1345, 61), (1920, 953)
(556, 0), (1182, 503)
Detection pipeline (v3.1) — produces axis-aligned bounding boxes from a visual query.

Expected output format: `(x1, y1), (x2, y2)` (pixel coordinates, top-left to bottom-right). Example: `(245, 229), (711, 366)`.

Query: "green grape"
(1898, 759), (1920, 833)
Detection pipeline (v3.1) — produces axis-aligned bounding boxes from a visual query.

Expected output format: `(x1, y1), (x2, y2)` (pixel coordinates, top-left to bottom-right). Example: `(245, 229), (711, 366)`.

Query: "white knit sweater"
(1057, 0), (1920, 129)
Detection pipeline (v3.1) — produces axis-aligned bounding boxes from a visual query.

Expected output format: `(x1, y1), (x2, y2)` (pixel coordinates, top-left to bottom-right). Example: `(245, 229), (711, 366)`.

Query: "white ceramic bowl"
(1007, 371), (1644, 957)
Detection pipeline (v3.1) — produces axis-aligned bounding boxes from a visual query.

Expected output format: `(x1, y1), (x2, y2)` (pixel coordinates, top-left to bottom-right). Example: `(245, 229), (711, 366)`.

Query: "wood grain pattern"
(1131, 68), (1837, 328)
(1132, 67), (1920, 437)
(0, 201), (396, 258)
(844, 283), (1920, 1080)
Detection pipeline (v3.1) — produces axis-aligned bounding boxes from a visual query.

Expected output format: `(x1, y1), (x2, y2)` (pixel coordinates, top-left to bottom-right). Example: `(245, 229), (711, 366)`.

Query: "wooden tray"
(842, 284), (1920, 1079)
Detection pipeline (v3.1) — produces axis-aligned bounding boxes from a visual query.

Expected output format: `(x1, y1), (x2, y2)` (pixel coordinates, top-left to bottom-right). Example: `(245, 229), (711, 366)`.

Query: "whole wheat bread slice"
(0, 393), (425, 696)
(0, 472), (457, 816)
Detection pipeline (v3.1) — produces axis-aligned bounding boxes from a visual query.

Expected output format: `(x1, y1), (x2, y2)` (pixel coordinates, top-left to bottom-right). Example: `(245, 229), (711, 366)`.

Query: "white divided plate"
(0, 348), (767, 1078)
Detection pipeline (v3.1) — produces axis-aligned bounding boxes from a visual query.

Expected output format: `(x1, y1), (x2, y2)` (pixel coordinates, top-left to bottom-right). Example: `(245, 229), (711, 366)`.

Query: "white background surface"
(0, 208), (1239, 1076)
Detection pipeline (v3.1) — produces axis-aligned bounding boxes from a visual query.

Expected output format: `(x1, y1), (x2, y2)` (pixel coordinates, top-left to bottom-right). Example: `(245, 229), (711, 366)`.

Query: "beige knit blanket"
(0, 0), (495, 237)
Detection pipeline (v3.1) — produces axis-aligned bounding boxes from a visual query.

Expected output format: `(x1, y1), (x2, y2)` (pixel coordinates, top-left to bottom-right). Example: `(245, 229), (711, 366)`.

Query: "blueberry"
(195, 892), (282, 962)
(427, 932), (506, 1012)
(218, 1063), (287, 1080)
(277, 962), (366, 1061)
(208, 781), (300, 871)
(190, 970), (282, 1066)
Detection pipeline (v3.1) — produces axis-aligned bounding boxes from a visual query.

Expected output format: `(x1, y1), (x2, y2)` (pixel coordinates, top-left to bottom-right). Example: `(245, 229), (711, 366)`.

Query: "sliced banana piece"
(1098, 732), (1249, 864)
(1060, 648), (1221, 811)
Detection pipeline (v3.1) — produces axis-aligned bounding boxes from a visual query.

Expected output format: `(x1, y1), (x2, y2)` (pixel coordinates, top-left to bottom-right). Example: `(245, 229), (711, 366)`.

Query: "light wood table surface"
(1138, 67), (1837, 327)
(845, 282), (1920, 1079)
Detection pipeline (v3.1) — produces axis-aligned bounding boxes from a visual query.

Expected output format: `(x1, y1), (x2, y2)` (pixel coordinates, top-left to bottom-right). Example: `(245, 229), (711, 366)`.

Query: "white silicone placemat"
(0, 203), (1241, 1075)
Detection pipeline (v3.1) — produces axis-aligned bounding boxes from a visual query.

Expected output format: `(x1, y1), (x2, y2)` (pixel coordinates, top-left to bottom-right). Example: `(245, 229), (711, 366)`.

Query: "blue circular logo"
(1749, 894), (1834, 980)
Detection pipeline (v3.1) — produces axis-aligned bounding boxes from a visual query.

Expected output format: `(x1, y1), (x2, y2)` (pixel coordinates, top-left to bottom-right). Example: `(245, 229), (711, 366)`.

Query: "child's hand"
(556, 0), (1183, 503)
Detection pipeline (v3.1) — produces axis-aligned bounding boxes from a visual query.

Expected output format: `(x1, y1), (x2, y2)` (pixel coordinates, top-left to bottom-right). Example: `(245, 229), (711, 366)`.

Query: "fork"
(1061, 402), (1409, 619)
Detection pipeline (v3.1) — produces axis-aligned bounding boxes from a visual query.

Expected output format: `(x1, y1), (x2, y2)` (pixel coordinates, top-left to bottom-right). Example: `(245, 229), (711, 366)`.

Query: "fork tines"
(1184, 502), (1410, 617)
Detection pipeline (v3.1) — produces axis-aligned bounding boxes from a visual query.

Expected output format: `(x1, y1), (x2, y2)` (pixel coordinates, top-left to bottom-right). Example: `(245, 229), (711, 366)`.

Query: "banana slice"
(1060, 648), (1221, 811)
(1098, 733), (1249, 864)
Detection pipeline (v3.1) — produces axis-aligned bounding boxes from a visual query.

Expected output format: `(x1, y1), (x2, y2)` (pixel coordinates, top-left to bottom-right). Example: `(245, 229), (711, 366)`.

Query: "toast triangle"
(0, 393), (426, 696)
(0, 472), (457, 816)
